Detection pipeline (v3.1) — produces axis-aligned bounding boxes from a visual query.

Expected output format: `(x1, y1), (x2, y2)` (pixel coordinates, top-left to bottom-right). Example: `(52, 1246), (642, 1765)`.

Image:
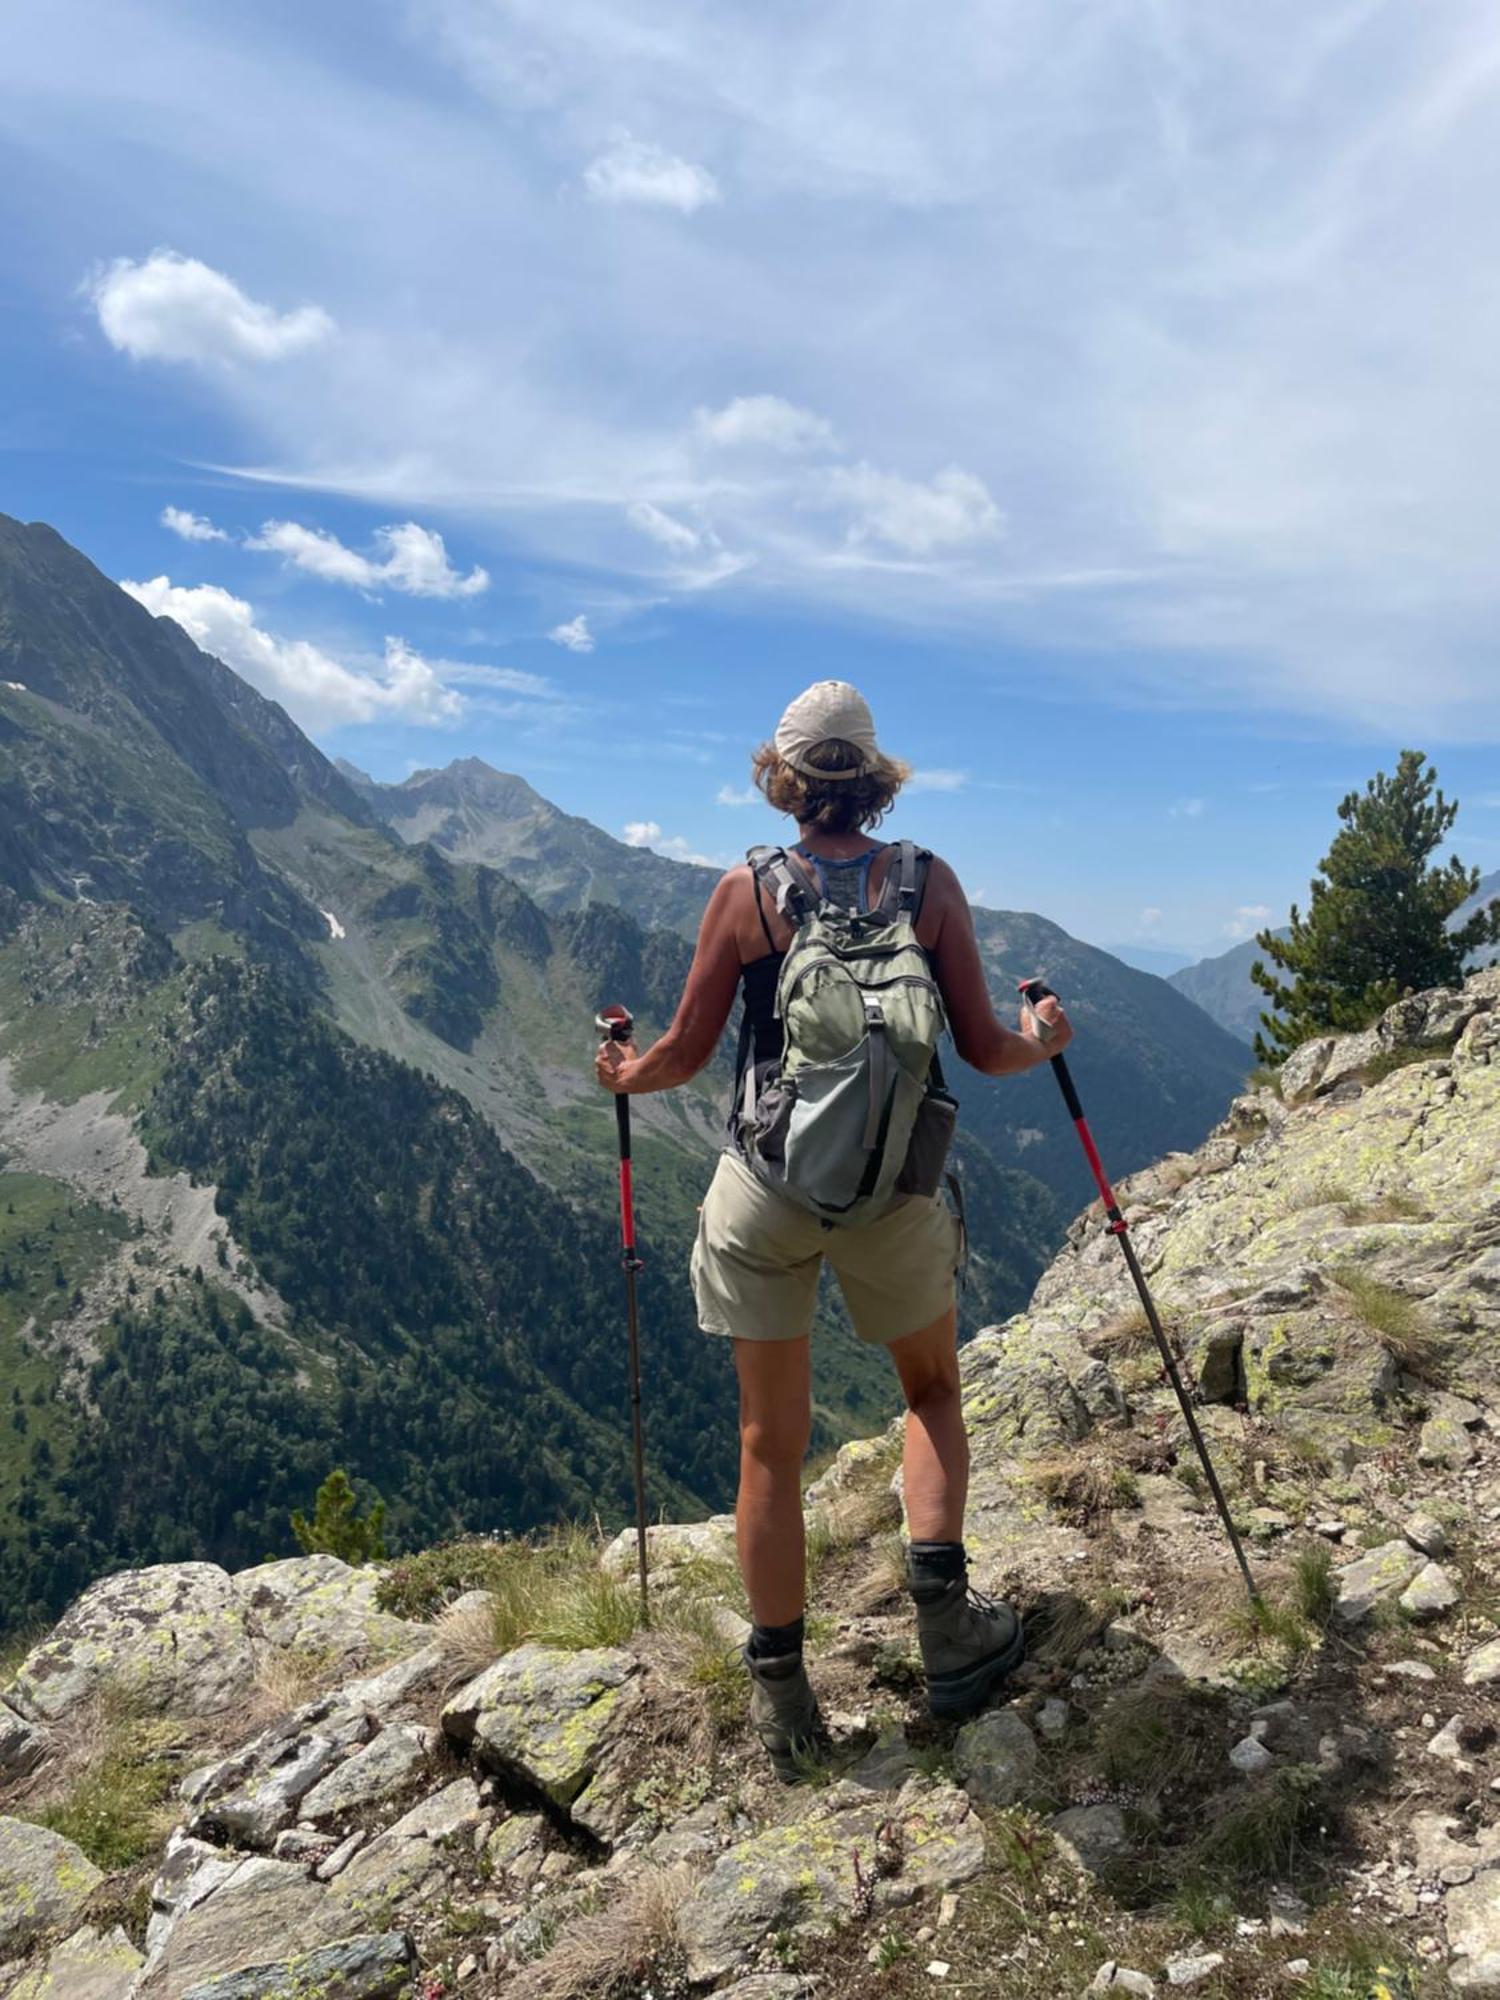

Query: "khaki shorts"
(691, 1151), (962, 1346)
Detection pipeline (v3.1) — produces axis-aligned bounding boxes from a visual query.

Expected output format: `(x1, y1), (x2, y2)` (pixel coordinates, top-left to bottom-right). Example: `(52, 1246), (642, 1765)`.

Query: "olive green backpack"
(735, 840), (956, 1223)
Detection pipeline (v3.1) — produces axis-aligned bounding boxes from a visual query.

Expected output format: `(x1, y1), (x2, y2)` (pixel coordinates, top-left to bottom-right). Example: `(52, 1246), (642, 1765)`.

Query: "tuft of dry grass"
(1330, 1266), (1445, 1379)
(1093, 1678), (1228, 1797)
(1027, 1451), (1140, 1523)
(507, 1864), (692, 2000)
(1087, 1307), (1154, 1358)
(245, 1645), (338, 1729)
(432, 1594), (505, 1690)
(22, 1692), (182, 1869)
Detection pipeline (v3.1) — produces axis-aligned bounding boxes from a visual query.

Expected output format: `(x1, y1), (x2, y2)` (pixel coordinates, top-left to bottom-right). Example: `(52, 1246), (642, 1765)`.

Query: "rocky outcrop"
(0, 971), (1496, 1999)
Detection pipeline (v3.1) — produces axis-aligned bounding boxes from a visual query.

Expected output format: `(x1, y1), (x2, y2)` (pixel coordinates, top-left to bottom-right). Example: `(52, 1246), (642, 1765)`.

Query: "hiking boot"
(907, 1560), (1026, 1719)
(744, 1648), (825, 1783)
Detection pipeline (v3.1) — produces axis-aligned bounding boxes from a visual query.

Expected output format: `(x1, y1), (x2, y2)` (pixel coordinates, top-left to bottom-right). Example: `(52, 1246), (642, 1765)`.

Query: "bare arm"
(595, 870), (745, 1095)
(924, 857), (1071, 1076)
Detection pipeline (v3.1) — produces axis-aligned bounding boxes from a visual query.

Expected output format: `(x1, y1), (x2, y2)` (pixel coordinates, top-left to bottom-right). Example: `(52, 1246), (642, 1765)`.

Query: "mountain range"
(0, 510), (1253, 1632)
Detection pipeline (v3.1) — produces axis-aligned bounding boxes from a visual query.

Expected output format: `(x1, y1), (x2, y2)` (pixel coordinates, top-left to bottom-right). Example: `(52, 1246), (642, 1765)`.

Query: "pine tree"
(1252, 750), (1500, 1060)
(290, 1468), (387, 1564)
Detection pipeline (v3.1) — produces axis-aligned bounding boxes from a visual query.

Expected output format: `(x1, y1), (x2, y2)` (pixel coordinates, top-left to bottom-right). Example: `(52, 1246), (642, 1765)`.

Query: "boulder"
(1446, 1871), (1500, 1994)
(177, 1929), (416, 1999)
(232, 1557), (424, 1665)
(1089, 1966), (1155, 1997)
(1402, 1512), (1447, 1558)
(1278, 1039), (1336, 1105)
(299, 1725), (431, 1822)
(601, 1516), (737, 1578)
(952, 1709), (1039, 1808)
(440, 1644), (636, 1807)
(136, 1856), (339, 1997)
(1418, 1414), (1476, 1469)
(1331, 1541), (1424, 1624)
(676, 1778), (983, 1983)
(6, 1564), (256, 1724)
(1464, 1638), (1500, 1688)
(0, 1817), (103, 1955)
(191, 1731), (349, 1847)
(326, 1778), (481, 1924)
(1050, 1803), (1128, 1877)
(6, 1924), (142, 2000)
(1398, 1562), (1460, 1621)
(1316, 1029), (1383, 1096)
(0, 1702), (48, 1781)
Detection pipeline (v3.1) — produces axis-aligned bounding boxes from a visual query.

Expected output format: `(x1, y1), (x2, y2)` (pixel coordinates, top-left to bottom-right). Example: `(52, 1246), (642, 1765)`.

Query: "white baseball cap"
(773, 680), (880, 780)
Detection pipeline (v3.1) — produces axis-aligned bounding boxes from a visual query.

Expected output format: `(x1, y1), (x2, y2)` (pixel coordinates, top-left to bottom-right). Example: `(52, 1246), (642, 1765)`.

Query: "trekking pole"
(596, 1004), (650, 1625)
(1018, 978), (1261, 1606)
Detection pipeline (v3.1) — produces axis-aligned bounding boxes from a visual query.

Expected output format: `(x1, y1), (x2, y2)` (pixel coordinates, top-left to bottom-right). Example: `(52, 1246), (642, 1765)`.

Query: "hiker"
(596, 680), (1071, 1779)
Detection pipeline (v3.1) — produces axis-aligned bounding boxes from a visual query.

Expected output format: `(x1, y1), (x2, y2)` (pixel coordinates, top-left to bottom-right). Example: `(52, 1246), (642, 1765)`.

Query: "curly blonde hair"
(750, 737), (911, 835)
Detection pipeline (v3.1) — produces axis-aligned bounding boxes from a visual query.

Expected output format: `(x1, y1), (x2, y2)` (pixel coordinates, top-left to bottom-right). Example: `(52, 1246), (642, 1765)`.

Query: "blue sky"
(4, 0), (1499, 960)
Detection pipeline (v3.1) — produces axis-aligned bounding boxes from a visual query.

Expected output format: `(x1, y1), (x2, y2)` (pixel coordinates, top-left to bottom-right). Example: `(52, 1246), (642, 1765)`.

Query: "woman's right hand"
(1020, 991), (1073, 1056)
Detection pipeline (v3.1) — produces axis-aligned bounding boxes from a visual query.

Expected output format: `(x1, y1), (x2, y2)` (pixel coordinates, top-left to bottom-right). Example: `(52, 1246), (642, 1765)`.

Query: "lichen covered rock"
(675, 1777), (983, 1983)
(0, 1819), (104, 1956)
(6, 1923), (143, 2000)
(440, 1644), (636, 1807)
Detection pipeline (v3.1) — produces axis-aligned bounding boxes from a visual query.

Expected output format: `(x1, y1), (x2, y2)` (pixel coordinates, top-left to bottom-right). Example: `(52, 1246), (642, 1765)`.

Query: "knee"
(740, 1413), (810, 1475)
(903, 1361), (962, 1418)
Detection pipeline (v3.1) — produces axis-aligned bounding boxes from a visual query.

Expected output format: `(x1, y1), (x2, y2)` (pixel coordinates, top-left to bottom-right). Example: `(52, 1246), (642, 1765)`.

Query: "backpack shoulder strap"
(747, 845), (818, 927)
(877, 840), (933, 921)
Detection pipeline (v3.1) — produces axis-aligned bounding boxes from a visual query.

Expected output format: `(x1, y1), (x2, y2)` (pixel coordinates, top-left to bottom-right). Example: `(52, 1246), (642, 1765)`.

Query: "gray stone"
(1165, 1952), (1226, 1987)
(314, 1831), (367, 1882)
(848, 1725), (918, 1793)
(676, 1778), (983, 1983)
(1278, 1038), (1336, 1104)
(1194, 1322), (1245, 1404)
(953, 1709), (1039, 1808)
(194, 1732), (347, 1846)
(136, 1856), (338, 1996)
(1316, 1029), (1383, 1095)
(1050, 1803), (1128, 1877)
(232, 1556), (423, 1666)
(299, 1724), (430, 1822)
(1229, 1736), (1273, 1774)
(6, 1563), (256, 1724)
(713, 1979), (817, 2000)
(1037, 1697), (1070, 1740)
(0, 1702), (48, 1781)
(1464, 1638), (1500, 1688)
(0, 1817), (103, 1956)
(441, 1644), (636, 1807)
(1267, 1888), (1308, 1936)
(1089, 1964), (1156, 1996)
(1446, 1870), (1500, 1994)
(601, 1515), (736, 1576)
(6, 1924), (142, 2000)
(1331, 1540), (1424, 1623)
(1381, 1659), (1437, 1681)
(1427, 1715), (1478, 1770)
(178, 1930), (415, 1999)
(1403, 1512), (1447, 1557)
(483, 1811), (546, 1885)
(1399, 1562), (1460, 1621)
(1418, 1415), (1476, 1469)
(325, 1777), (481, 1924)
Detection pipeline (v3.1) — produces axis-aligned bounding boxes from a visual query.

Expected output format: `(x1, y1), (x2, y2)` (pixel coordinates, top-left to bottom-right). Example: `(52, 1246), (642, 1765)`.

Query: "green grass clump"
(1291, 1542), (1337, 1627)
(32, 1725), (179, 1869)
(1193, 1764), (1323, 1882)
(1094, 1680), (1228, 1796)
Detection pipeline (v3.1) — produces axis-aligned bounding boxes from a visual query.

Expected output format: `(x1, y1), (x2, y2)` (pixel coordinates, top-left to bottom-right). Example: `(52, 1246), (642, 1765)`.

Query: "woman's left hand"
(595, 1038), (638, 1093)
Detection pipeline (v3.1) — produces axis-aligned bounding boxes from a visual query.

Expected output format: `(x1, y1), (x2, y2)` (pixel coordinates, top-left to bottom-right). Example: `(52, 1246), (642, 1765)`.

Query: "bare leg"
(887, 1307), (967, 1542)
(731, 1335), (813, 1626)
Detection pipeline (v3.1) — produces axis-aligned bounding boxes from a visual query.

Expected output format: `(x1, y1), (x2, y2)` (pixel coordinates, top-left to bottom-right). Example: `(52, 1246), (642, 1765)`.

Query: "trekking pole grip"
(1018, 977), (1084, 1119)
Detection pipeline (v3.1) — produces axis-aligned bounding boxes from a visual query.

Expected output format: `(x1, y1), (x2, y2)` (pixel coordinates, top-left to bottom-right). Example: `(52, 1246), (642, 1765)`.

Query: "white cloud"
(906, 768), (968, 794)
(1138, 907), (1165, 932)
(90, 251), (333, 365)
(1223, 903), (1274, 939)
(549, 614), (595, 653)
(695, 395), (835, 453)
(1169, 798), (1207, 819)
(583, 136), (719, 213)
(161, 505), (228, 543)
(622, 820), (663, 847)
(621, 819), (719, 865)
(830, 464), (1005, 555)
(716, 783), (758, 806)
(248, 518), (488, 598)
(119, 575), (462, 730)
(626, 500), (701, 553)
